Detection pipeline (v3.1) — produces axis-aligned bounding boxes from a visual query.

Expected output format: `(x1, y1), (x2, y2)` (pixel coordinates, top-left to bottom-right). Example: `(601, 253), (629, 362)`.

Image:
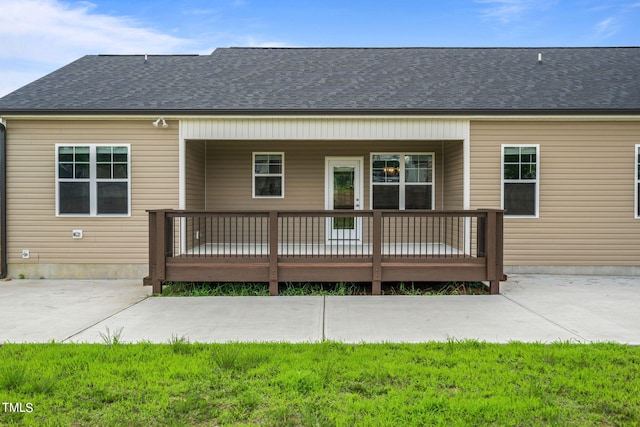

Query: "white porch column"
(463, 122), (471, 254)
(179, 120), (186, 254)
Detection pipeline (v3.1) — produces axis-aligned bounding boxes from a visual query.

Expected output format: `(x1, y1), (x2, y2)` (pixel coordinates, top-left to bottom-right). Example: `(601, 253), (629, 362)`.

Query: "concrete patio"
(0, 274), (638, 344)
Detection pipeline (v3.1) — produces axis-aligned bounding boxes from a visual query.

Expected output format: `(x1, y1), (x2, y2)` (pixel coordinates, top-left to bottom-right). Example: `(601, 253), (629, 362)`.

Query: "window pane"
(504, 164), (519, 180)
(372, 159), (386, 169)
(254, 154), (281, 175)
(97, 164), (112, 179)
(405, 185), (432, 209)
(59, 182), (90, 214)
(405, 155), (432, 169)
(255, 177), (282, 196)
(113, 164), (128, 179)
(74, 147), (90, 163)
(504, 147), (520, 163)
(372, 185), (399, 209)
(97, 182), (128, 214)
(75, 163), (90, 179)
(269, 164), (282, 174)
(372, 169), (386, 182)
(372, 155), (400, 183)
(521, 163), (536, 179)
(521, 153), (536, 163)
(405, 154), (432, 183)
(59, 163), (73, 179)
(255, 164), (269, 174)
(504, 183), (536, 216)
(59, 147), (74, 162)
(504, 154), (519, 163)
(97, 147), (112, 162)
(113, 147), (128, 163)
(405, 168), (432, 183)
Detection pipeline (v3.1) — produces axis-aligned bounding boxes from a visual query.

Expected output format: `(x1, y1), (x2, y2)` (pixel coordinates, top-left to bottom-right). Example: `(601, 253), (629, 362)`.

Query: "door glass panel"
(333, 166), (354, 229)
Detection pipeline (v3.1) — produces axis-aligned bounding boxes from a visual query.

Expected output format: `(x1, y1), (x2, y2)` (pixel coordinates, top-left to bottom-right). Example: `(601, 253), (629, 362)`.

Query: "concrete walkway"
(0, 275), (638, 344)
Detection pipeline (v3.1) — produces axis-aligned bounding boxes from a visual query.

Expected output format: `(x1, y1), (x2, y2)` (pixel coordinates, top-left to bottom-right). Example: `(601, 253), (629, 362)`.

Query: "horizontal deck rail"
(145, 209), (504, 295)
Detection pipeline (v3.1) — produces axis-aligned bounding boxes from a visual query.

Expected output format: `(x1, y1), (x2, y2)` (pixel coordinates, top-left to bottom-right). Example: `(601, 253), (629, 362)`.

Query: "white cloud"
(1, 0), (190, 59)
(0, 0), (191, 96)
(0, 0), (296, 97)
(242, 36), (292, 48)
(476, 0), (535, 23)
(595, 17), (618, 38)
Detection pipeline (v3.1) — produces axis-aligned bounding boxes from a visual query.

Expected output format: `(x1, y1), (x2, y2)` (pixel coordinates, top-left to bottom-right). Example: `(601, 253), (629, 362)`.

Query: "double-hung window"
(502, 145), (539, 217)
(253, 153), (284, 198)
(56, 145), (130, 216)
(371, 153), (434, 209)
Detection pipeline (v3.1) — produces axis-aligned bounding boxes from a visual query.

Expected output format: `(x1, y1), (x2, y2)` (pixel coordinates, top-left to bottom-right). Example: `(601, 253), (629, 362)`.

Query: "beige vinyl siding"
(185, 140), (206, 210)
(442, 141), (464, 210)
(470, 120), (640, 267)
(6, 120), (179, 271)
(184, 141), (207, 251)
(200, 140), (459, 211)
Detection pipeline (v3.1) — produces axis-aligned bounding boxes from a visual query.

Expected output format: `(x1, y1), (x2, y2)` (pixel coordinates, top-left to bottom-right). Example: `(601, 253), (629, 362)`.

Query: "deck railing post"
(476, 214), (486, 258)
(372, 211), (382, 295)
(485, 209), (500, 294)
(269, 211), (279, 296)
(495, 210), (505, 290)
(147, 211), (158, 289)
(152, 210), (169, 294)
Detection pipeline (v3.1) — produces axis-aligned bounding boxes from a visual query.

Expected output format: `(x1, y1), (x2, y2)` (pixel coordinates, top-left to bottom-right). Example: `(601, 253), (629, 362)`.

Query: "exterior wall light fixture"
(152, 118), (168, 128)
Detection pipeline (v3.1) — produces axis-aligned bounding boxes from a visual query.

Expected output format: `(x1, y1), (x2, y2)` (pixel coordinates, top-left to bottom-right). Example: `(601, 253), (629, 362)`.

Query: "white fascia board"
(2, 114), (640, 121)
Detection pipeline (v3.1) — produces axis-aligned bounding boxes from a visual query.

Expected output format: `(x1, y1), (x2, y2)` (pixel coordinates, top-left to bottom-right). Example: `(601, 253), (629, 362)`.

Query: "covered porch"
(149, 117), (505, 293)
(145, 209), (504, 295)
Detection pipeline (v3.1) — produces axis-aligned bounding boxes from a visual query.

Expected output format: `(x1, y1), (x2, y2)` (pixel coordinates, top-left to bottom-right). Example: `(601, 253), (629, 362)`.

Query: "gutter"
(1, 108), (640, 117)
(0, 121), (6, 278)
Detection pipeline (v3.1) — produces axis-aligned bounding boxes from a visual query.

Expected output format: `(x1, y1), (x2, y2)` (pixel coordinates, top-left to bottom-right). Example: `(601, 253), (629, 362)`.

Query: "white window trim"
(55, 144), (131, 217)
(252, 152), (285, 199)
(501, 144), (540, 218)
(369, 152), (435, 210)
(635, 144), (640, 219)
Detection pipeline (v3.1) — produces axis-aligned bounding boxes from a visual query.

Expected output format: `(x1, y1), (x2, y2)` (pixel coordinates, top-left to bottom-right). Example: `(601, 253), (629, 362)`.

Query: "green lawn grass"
(1, 341), (638, 426)
(160, 281), (489, 296)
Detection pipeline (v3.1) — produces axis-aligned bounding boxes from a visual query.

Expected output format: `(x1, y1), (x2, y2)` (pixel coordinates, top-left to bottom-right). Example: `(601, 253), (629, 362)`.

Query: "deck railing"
(146, 209), (504, 295)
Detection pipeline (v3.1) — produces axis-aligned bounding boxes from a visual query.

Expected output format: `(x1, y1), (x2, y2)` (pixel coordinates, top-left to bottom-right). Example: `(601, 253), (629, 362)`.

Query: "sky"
(0, 0), (639, 97)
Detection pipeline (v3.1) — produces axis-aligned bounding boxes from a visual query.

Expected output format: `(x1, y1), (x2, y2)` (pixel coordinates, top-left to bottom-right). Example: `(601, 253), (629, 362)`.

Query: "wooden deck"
(145, 209), (504, 295)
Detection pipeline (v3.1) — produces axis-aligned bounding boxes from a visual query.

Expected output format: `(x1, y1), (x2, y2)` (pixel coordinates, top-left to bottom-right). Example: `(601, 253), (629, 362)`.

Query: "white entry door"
(325, 157), (363, 241)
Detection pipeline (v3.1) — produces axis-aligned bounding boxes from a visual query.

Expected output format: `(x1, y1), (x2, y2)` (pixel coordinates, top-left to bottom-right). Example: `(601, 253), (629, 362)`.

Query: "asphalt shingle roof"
(0, 47), (639, 115)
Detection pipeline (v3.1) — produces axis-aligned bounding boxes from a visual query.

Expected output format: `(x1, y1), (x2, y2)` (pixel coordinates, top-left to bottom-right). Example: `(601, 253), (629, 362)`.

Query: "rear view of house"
(0, 47), (638, 292)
